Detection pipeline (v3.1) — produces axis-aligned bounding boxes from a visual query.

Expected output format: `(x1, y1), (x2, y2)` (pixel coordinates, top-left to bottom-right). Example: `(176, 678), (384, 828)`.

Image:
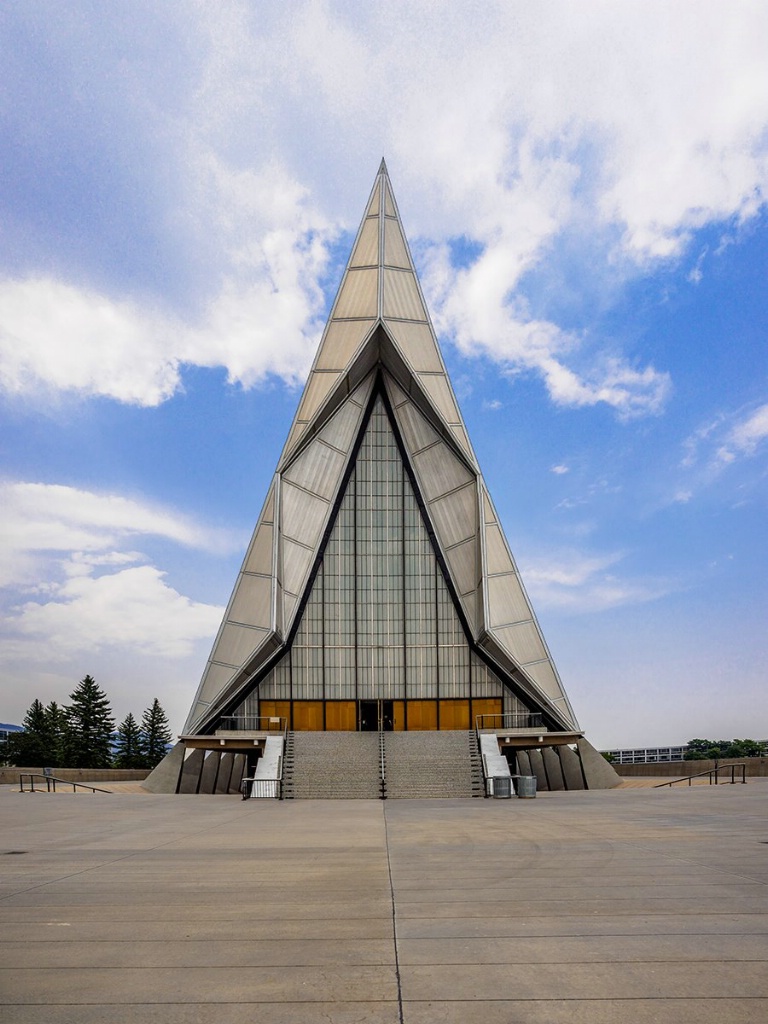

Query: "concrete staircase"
(285, 731), (381, 799)
(384, 731), (484, 799)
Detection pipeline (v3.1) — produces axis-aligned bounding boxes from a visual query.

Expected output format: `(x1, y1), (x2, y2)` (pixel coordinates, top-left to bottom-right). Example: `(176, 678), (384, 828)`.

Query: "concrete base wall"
(178, 748), (206, 794)
(215, 753), (235, 794)
(1, 768), (150, 786)
(142, 743), (186, 793)
(558, 744), (585, 790)
(198, 751), (221, 794)
(542, 747), (565, 791)
(617, 757), (768, 778)
(578, 738), (623, 789)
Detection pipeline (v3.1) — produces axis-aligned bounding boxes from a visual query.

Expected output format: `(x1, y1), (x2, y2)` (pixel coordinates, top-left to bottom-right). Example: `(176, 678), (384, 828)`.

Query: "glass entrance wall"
(235, 396), (530, 726)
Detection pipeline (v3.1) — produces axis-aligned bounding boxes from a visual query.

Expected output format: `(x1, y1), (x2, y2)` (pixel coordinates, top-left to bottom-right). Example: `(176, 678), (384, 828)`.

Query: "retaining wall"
(617, 757), (768, 778)
(0, 767), (150, 786)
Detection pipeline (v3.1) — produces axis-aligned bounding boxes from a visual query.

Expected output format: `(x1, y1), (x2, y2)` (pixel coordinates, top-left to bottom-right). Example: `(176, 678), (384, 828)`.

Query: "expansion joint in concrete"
(382, 802), (405, 1024)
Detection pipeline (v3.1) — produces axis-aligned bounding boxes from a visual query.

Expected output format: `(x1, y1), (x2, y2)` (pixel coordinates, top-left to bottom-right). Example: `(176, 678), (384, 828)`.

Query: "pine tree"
(44, 701), (67, 767)
(114, 713), (145, 769)
(63, 675), (115, 768)
(3, 699), (49, 766)
(141, 698), (173, 768)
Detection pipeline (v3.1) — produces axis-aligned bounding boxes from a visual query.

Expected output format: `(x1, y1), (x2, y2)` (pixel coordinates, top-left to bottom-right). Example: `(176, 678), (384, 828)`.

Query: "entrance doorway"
(359, 700), (394, 731)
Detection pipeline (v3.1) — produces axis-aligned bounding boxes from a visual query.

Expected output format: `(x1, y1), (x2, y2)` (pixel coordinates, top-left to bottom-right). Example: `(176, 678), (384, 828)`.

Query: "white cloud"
(551, 464), (569, 475)
(0, 481), (232, 590)
(1, 2), (767, 414)
(9, 565), (221, 660)
(681, 402), (768, 473)
(520, 548), (675, 612)
(0, 279), (182, 406)
(0, 481), (225, 721)
(718, 403), (768, 462)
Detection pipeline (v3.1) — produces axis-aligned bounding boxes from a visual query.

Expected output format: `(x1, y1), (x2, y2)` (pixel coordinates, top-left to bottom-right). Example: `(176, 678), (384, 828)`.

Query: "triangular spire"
(182, 164), (580, 737)
(280, 161), (475, 466)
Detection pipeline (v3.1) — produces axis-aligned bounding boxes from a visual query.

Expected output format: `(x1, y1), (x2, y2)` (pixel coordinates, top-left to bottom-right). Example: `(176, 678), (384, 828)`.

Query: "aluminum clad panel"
(228, 573), (272, 629)
(283, 440), (345, 500)
(384, 374), (409, 408)
(280, 481), (328, 541)
(445, 537), (478, 596)
(195, 663), (236, 709)
(459, 588), (478, 634)
(243, 522), (274, 575)
(383, 182), (396, 216)
(417, 373), (461, 423)
(333, 268), (378, 318)
(283, 421), (307, 456)
(484, 523), (515, 575)
(429, 484), (477, 548)
(494, 621), (547, 666)
(262, 484), (275, 522)
(318, 397), (366, 453)
(382, 269), (427, 321)
(486, 572), (532, 627)
(366, 181), (381, 216)
(525, 660), (567, 703)
(385, 320), (443, 372)
(296, 371), (340, 422)
(395, 398), (441, 454)
(384, 217), (411, 269)
(350, 216), (380, 267)
(482, 484), (497, 524)
(450, 423), (475, 461)
(412, 442), (474, 501)
(282, 590), (299, 628)
(349, 372), (376, 408)
(214, 622), (269, 669)
(281, 536), (315, 590)
(315, 320), (373, 371)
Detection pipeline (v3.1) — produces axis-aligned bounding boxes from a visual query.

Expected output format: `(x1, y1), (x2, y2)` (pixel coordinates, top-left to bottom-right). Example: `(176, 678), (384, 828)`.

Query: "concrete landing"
(1, 781), (767, 1022)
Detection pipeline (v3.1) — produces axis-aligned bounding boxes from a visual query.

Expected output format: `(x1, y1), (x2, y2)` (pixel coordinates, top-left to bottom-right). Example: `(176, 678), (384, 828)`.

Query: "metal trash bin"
(516, 775), (537, 799)
(492, 776), (513, 799)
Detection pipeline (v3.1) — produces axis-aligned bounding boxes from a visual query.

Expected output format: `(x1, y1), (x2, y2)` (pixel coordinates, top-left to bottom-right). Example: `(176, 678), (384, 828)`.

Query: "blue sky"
(1, 1), (766, 747)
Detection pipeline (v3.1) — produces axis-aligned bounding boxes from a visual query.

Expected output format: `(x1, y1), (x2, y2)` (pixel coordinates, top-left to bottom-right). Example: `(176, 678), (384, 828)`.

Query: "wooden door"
(439, 699), (470, 730)
(292, 701), (324, 731)
(325, 701), (357, 731)
(405, 700), (438, 730)
(472, 698), (502, 729)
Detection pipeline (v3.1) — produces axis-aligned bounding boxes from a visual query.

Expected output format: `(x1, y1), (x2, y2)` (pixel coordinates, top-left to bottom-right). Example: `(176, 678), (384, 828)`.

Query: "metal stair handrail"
(379, 729), (387, 800)
(19, 773), (112, 794)
(654, 762), (747, 788)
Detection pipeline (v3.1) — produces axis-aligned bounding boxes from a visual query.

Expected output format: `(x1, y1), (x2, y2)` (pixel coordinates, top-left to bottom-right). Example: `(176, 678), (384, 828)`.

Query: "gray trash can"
(492, 776), (512, 799)
(517, 775), (537, 799)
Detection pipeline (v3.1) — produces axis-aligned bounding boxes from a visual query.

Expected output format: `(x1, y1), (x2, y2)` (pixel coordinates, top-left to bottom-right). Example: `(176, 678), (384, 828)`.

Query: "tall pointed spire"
(182, 163), (579, 738)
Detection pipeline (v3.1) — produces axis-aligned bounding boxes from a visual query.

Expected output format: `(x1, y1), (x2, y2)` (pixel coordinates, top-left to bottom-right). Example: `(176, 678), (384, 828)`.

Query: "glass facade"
(236, 396), (527, 725)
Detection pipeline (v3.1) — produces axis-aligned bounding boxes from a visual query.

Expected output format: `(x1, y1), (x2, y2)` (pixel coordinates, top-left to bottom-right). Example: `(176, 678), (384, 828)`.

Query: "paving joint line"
(382, 802), (405, 1024)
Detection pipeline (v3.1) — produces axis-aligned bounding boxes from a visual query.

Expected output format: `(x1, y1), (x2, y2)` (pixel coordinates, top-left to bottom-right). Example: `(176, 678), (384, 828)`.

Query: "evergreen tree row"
(3, 675), (173, 770)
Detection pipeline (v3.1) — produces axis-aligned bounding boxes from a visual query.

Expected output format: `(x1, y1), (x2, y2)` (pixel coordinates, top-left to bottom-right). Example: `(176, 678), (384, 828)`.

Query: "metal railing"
(242, 777), (282, 799)
(19, 773), (112, 794)
(654, 763), (747, 788)
(218, 715), (287, 733)
(475, 712), (544, 733)
(241, 752), (285, 800)
(378, 728), (387, 800)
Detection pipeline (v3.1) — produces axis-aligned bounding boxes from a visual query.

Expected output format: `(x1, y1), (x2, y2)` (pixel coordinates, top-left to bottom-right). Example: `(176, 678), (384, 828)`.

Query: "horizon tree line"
(2, 675), (173, 770)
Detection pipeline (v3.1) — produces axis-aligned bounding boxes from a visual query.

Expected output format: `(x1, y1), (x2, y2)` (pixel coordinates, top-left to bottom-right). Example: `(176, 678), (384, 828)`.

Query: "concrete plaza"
(1, 782), (767, 1022)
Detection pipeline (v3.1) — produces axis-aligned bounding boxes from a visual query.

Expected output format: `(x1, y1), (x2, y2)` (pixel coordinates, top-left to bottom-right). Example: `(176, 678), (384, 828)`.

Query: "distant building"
(605, 745), (687, 764)
(0, 723), (23, 745)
